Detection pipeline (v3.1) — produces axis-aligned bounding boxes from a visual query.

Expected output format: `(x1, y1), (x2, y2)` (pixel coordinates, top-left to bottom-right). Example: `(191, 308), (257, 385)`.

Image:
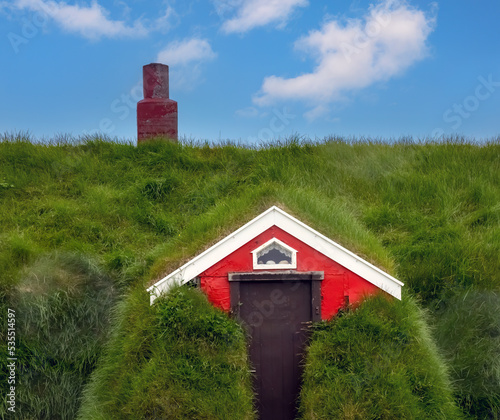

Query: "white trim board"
(147, 206), (404, 304)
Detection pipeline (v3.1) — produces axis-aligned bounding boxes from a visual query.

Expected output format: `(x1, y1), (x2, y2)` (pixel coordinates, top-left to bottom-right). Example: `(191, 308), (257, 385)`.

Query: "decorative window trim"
(251, 238), (297, 270)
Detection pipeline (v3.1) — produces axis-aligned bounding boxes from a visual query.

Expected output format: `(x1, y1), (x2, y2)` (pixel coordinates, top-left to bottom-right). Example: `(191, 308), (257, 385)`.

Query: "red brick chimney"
(137, 63), (178, 143)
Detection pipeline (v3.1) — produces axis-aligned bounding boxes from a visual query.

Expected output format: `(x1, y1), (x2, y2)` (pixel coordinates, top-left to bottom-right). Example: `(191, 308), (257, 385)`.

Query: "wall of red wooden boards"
(199, 226), (381, 320)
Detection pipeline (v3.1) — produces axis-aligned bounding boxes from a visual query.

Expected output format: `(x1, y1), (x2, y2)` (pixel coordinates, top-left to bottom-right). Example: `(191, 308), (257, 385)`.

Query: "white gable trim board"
(147, 206), (404, 304)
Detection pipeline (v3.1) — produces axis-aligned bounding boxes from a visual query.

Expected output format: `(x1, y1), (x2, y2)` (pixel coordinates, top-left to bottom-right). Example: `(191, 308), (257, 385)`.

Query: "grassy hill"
(0, 133), (499, 419)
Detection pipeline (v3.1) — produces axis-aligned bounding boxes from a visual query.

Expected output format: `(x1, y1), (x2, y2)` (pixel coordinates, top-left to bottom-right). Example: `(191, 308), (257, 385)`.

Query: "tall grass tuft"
(0, 253), (117, 419)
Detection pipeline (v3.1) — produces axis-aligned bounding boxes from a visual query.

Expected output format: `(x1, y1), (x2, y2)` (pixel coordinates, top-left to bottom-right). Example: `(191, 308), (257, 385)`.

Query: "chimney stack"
(137, 63), (178, 143)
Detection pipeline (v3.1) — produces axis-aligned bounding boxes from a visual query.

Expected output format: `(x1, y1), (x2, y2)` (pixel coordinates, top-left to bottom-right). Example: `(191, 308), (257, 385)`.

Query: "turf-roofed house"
(148, 206), (404, 420)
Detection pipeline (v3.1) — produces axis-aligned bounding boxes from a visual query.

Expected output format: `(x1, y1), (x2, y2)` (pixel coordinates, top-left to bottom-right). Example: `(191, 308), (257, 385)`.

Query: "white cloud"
(212, 0), (242, 18)
(303, 104), (330, 121)
(156, 38), (217, 90)
(153, 5), (178, 33)
(253, 0), (436, 116)
(157, 38), (216, 66)
(5, 0), (177, 39)
(220, 0), (308, 34)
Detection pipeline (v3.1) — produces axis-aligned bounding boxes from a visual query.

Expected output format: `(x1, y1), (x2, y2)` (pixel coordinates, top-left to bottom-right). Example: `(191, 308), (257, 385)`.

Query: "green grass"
(0, 133), (499, 419)
(77, 285), (255, 420)
(0, 252), (117, 419)
(434, 289), (500, 419)
(299, 294), (463, 420)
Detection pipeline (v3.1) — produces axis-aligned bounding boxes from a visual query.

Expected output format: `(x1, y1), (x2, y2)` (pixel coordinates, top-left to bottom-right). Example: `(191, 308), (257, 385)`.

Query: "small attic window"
(251, 238), (297, 270)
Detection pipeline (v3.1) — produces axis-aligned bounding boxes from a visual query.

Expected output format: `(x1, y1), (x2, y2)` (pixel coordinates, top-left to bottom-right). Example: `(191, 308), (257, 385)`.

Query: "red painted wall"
(199, 226), (382, 320)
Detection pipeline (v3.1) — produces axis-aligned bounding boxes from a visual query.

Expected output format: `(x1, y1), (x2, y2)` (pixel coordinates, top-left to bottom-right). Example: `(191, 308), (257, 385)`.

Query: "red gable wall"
(199, 226), (381, 320)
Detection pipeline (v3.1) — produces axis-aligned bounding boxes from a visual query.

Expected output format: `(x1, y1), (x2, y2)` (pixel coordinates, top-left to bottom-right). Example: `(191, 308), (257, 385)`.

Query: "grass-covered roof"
(0, 134), (499, 419)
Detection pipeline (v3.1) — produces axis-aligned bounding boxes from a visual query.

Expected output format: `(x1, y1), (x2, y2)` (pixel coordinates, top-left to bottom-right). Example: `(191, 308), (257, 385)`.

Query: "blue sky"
(1, 0), (499, 143)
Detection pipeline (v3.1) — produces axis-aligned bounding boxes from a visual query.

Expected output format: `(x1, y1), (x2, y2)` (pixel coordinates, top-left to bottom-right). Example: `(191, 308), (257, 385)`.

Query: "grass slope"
(0, 134), (499, 419)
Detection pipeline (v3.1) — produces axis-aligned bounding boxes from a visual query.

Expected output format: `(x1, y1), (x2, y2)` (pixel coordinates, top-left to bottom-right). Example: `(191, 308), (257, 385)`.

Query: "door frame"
(228, 271), (324, 322)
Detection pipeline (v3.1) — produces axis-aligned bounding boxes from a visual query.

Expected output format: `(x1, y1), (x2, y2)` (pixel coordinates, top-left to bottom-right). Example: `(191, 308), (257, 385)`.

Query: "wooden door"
(229, 272), (323, 420)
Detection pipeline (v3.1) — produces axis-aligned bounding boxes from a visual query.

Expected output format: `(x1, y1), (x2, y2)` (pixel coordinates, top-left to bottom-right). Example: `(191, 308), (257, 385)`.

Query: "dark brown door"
(230, 272), (323, 420)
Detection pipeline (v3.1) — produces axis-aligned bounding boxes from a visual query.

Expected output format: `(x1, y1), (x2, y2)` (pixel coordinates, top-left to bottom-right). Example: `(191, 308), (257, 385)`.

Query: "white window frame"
(251, 238), (297, 270)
